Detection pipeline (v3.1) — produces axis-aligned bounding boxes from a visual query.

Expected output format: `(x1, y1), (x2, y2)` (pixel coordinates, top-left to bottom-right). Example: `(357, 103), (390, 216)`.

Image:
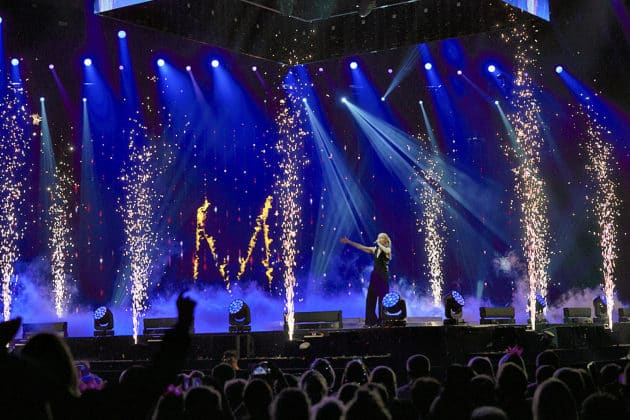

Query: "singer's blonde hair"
(377, 232), (391, 247)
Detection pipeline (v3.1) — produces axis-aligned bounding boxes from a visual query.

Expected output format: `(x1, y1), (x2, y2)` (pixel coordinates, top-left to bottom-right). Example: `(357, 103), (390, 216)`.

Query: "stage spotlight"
(83, 58), (92, 67)
(443, 291), (465, 325)
(528, 293), (548, 325)
(119, 65), (124, 70)
(48, 64), (55, 70)
(93, 306), (114, 336)
(0, 17), (3, 24)
(424, 62), (433, 70)
(341, 97), (348, 104)
(40, 97), (45, 102)
(156, 58), (165, 67)
(302, 97), (307, 103)
(251, 65), (257, 72)
(555, 65), (564, 74)
(380, 292), (407, 327)
(380, 97), (385, 101)
(457, 70), (463, 75)
(229, 299), (251, 333)
(349, 61), (358, 70)
(387, 68), (393, 74)
(117, 30), (126, 39)
(82, 97), (87, 102)
(185, 65), (192, 72)
(593, 295), (608, 324)
(419, 100), (424, 105)
(487, 64), (496, 73)
(11, 58), (19, 66)
(318, 67), (324, 72)
(211, 59), (220, 68)
(494, 100), (500, 106)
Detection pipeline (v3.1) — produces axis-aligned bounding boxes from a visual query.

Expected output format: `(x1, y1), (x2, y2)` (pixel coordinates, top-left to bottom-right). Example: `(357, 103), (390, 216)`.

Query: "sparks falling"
(275, 94), (308, 341)
(193, 196), (274, 291)
(502, 13), (550, 330)
(0, 85), (33, 320)
(237, 196), (274, 289)
(417, 153), (447, 307)
(49, 163), (75, 317)
(120, 115), (165, 343)
(583, 106), (620, 330)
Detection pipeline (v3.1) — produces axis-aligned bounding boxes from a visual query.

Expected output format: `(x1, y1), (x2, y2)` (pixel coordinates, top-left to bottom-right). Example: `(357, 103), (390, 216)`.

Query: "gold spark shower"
(0, 85), (33, 320)
(120, 115), (165, 343)
(49, 163), (75, 318)
(275, 94), (308, 341)
(417, 153), (447, 307)
(237, 196), (274, 288)
(193, 196), (274, 290)
(502, 12), (550, 330)
(582, 106), (620, 330)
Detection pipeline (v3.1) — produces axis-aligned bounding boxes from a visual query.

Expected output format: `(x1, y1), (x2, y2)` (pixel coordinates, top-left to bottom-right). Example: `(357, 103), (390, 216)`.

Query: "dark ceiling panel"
(98, 0), (544, 64)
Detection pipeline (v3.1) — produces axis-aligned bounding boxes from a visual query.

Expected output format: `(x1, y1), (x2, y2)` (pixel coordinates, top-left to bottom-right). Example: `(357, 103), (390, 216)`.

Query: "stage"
(42, 321), (630, 383)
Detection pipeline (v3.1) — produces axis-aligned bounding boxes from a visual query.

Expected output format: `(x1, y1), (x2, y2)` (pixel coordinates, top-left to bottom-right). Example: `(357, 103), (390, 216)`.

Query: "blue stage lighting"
(494, 100), (500, 106)
(119, 65), (124, 70)
(488, 64), (496, 73)
(211, 59), (220, 68)
(83, 58), (92, 67)
(381, 292), (407, 326)
(349, 61), (358, 70)
(156, 58), (165, 67)
(40, 97), (45, 102)
(11, 58), (19, 66)
(302, 97), (307, 103)
(341, 97), (348, 104)
(535, 293), (547, 309)
(555, 65), (564, 74)
(117, 30), (126, 39)
(185, 65), (191, 72)
(48, 64), (54, 70)
(424, 62), (433, 70)
(0, 17), (3, 24)
(457, 70), (462, 75)
(82, 97), (87, 103)
(94, 306), (114, 336)
(251, 66), (257, 72)
(444, 290), (465, 325)
(229, 299), (245, 315)
(228, 299), (251, 332)
(382, 292), (401, 309)
(380, 97), (385, 102)
(318, 67), (324, 72)
(387, 68), (393, 74)
(419, 100), (423, 105)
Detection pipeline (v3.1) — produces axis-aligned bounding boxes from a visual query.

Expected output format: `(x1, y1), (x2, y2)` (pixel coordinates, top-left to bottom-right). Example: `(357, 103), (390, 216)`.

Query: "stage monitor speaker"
(143, 317), (195, 339)
(563, 307), (592, 324)
(619, 308), (630, 323)
(22, 322), (68, 339)
(480, 307), (515, 325)
(285, 310), (342, 331)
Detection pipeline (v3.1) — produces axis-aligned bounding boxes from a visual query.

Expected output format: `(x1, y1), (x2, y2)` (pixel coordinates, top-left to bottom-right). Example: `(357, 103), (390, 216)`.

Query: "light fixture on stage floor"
(380, 292), (407, 327)
(443, 291), (465, 325)
(229, 299), (251, 333)
(593, 295), (608, 324)
(480, 306), (515, 325)
(529, 293), (548, 326)
(563, 307), (592, 325)
(618, 308), (630, 323)
(93, 306), (114, 337)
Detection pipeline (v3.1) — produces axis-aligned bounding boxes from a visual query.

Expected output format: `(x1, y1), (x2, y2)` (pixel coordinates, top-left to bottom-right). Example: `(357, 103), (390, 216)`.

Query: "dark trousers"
(365, 271), (389, 326)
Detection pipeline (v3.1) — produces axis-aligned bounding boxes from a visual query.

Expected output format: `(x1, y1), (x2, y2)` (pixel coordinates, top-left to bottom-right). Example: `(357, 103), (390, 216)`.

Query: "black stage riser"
(45, 323), (630, 383)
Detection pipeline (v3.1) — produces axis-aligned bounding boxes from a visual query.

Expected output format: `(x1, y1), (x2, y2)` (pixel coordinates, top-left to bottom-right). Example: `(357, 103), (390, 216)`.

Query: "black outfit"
(365, 246), (390, 326)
